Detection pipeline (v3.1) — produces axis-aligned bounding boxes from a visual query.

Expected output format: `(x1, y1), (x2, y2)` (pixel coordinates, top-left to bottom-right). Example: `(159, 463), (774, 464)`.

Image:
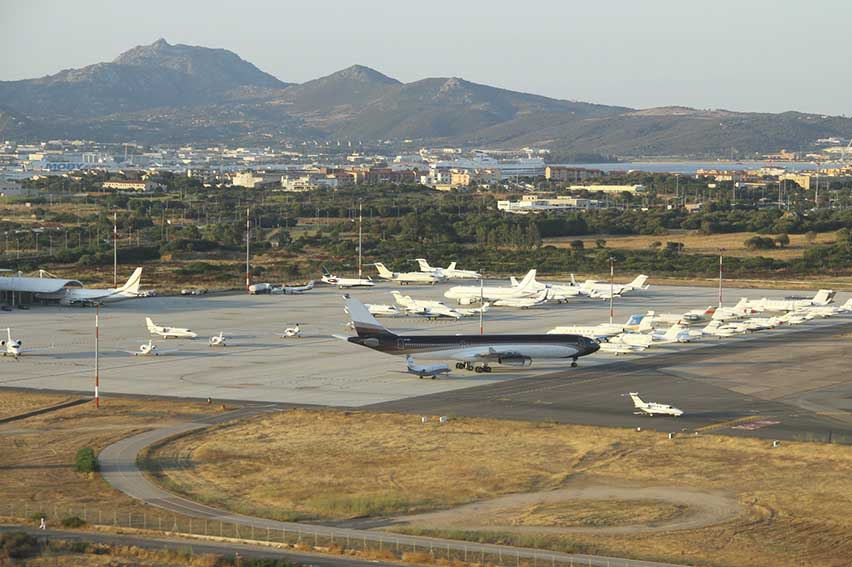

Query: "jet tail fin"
(118, 267), (143, 295)
(813, 289), (834, 305)
(628, 392), (645, 408)
(516, 269), (537, 290)
(663, 324), (682, 340)
(510, 276), (520, 287)
(145, 317), (157, 332)
(374, 263), (394, 279)
(321, 265), (332, 277)
(343, 295), (396, 337)
(447, 262), (457, 270)
(415, 259), (431, 272)
(570, 273), (577, 286)
(629, 275), (649, 289)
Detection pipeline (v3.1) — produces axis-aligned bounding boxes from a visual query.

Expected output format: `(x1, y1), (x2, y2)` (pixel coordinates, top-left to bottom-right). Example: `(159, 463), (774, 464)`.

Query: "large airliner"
(339, 295), (599, 372)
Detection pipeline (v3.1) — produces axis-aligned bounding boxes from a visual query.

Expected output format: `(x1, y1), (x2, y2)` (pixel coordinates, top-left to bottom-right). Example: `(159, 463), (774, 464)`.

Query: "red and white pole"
(95, 304), (100, 408)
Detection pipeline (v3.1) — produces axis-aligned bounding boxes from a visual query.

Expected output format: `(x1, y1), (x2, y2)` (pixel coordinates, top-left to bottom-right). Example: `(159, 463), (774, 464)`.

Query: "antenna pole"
(245, 208), (251, 292)
(358, 200), (363, 278)
(718, 249), (724, 307)
(609, 257), (614, 325)
(95, 304), (100, 408)
(479, 275), (484, 335)
(113, 212), (117, 286)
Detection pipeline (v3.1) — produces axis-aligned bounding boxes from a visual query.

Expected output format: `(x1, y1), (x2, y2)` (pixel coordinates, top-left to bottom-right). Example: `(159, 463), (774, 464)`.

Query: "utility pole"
(113, 212), (117, 286)
(609, 257), (614, 324)
(95, 304), (100, 408)
(718, 249), (724, 307)
(479, 275), (484, 335)
(358, 200), (363, 278)
(245, 207), (251, 292)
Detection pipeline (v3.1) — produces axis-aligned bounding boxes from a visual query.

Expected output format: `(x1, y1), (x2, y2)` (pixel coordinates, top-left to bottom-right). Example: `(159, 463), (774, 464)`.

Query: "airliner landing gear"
(474, 364), (492, 373)
(570, 357), (578, 368)
(456, 362), (466, 370)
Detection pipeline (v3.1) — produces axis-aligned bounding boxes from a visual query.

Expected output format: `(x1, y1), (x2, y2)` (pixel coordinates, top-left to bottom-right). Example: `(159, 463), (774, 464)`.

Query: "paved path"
(99, 406), (693, 567)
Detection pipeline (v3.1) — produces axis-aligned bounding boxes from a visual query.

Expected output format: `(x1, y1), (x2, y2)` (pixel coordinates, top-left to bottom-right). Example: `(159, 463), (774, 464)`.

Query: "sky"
(1, 0), (850, 116)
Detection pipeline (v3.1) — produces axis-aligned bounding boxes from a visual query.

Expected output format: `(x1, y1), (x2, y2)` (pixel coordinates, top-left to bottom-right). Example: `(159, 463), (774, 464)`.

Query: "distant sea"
(554, 161), (819, 174)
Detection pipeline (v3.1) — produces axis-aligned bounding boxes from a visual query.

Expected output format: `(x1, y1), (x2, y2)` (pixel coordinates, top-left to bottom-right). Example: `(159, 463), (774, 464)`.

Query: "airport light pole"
(357, 200), (363, 278)
(245, 207), (251, 292)
(113, 212), (117, 287)
(609, 256), (615, 325)
(95, 304), (100, 408)
(479, 274), (484, 335)
(718, 249), (725, 308)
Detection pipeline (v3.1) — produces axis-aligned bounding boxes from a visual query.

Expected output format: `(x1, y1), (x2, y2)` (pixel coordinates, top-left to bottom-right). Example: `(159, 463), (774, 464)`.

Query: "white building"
(568, 184), (645, 194)
(497, 195), (601, 214)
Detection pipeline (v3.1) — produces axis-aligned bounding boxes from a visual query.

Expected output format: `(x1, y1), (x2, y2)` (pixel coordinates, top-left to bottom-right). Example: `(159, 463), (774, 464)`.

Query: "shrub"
(75, 447), (98, 473)
(744, 236), (776, 250)
(0, 532), (39, 559)
(61, 515), (86, 528)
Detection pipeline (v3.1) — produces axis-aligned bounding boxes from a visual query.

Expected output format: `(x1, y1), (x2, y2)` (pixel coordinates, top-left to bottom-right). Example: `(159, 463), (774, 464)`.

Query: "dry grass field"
(488, 499), (685, 529)
(0, 392), (75, 420)
(3, 539), (221, 567)
(0, 391), (221, 517)
(146, 409), (852, 567)
(544, 230), (838, 260)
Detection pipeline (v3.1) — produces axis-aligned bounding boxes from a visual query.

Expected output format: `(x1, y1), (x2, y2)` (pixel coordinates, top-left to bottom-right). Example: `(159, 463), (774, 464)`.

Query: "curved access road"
(99, 406), (692, 567)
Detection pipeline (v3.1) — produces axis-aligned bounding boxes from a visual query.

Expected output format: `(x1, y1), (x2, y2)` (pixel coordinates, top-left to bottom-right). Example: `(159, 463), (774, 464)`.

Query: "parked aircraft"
(701, 320), (748, 337)
(510, 274), (581, 302)
(712, 298), (754, 321)
(445, 270), (538, 305)
(745, 290), (834, 312)
(321, 266), (375, 289)
(415, 259), (481, 279)
(278, 324), (302, 338)
(373, 263), (443, 285)
(491, 289), (550, 309)
(406, 355), (451, 379)
(59, 267), (144, 305)
(641, 307), (715, 327)
(145, 317), (198, 339)
(1, 268), (143, 306)
(275, 281), (315, 294)
(364, 304), (404, 317)
(571, 274), (649, 298)
(629, 393), (684, 417)
(338, 295), (599, 372)
(548, 314), (644, 339)
(597, 341), (646, 355)
(209, 332), (227, 347)
(127, 340), (178, 356)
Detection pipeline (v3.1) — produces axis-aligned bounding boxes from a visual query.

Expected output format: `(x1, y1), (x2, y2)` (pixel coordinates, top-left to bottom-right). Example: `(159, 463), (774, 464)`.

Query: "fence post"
(267, 527), (270, 542)
(98, 509), (102, 525)
(144, 513), (146, 530)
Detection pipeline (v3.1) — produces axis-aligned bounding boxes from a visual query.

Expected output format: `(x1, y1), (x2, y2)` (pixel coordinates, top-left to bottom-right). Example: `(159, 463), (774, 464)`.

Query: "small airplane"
(597, 341), (646, 355)
(274, 281), (315, 294)
(209, 332), (227, 347)
(406, 355), (451, 379)
(712, 298), (754, 321)
(373, 262), (444, 285)
(58, 267), (144, 306)
(701, 320), (748, 337)
(127, 340), (178, 356)
(745, 290), (835, 313)
(445, 270), (539, 305)
(548, 314), (643, 339)
(571, 274), (649, 298)
(1, 328), (23, 359)
(415, 259), (481, 279)
(510, 273), (582, 302)
(629, 392), (684, 417)
(278, 324), (302, 338)
(146, 317), (198, 339)
(391, 291), (464, 319)
(491, 289), (550, 309)
(321, 266), (375, 289)
(364, 304), (404, 317)
(640, 307), (716, 327)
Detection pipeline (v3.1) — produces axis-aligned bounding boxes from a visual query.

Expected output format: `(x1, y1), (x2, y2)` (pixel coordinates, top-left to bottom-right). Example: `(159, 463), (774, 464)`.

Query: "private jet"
(415, 259), (481, 279)
(571, 274), (649, 298)
(2, 328), (23, 359)
(745, 290), (835, 312)
(146, 317), (198, 339)
(406, 355), (451, 379)
(491, 289), (550, 309)
(373, 262), (443, 285)
(510, 273), (582, 302)
(321, 266), (375, 289)
(276, 281), (315, 294)
(209, 332), (227, 347)
(338, 295), (599, 372)
(59, 267), (144, 306)
(548, 314), (644, 340)
(127, 340), (178, 356)
(444, 270), (538, 305)
(391, 291), (464, 319)
(629, 392), (684, 417)
(278, 324), (302, 338)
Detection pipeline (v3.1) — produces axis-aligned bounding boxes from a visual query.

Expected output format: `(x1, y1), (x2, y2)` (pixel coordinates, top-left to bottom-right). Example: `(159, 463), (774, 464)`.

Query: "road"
(0, 525), (408, 567)
(98, 407), (692, 567)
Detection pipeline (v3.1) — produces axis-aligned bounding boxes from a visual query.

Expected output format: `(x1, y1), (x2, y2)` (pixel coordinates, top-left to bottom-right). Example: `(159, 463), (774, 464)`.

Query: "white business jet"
(415, 259), (481, 279)
(278, 324), (302, 338)
(444, 270), (539, 305)
(127, 340), (178, 356)
(628, 392), (684, 417)
(373, 262), (443, 285)
(209, 332), (227, 347)
(406, 355), (451, 379)
(321, 266), (375, 289)
(146, 317), (198, 339)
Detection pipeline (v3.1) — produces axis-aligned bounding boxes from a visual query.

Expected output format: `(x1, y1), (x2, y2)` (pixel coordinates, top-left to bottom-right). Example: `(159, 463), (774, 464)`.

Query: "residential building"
(100, 179), (161, 191)
(497, 194), (601, 214)
(568, 184), (645, 194)
(545, 166), (602, 182)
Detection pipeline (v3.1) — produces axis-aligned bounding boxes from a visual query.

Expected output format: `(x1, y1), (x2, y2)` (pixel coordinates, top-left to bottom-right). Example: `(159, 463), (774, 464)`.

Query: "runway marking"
(732, 420), (781, 431)
(695, 415), (766, 432)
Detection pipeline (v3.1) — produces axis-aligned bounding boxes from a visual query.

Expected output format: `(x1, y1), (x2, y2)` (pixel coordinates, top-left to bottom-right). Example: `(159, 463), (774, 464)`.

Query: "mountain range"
(2, 39), (851, 158)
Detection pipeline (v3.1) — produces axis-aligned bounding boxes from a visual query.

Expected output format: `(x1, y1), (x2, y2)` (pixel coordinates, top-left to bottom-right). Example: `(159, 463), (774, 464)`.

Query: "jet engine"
(497, 356), (532, 367)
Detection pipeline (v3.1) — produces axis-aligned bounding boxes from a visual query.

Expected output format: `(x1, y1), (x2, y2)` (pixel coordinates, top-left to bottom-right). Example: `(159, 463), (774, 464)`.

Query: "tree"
(570, 239), (585, 250)
(595, 238), (607, 249)
(774, 233), (790, 248)
(805, 231), (817, 245)
(744, 236), (775, 250)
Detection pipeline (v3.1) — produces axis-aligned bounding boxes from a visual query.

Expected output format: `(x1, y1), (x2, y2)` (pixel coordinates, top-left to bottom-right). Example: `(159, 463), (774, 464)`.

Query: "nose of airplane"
(583, 337), (600, 355)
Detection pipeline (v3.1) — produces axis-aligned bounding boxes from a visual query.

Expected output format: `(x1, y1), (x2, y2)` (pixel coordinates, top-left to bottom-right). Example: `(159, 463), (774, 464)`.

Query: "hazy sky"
(2, 0), (849, 116)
